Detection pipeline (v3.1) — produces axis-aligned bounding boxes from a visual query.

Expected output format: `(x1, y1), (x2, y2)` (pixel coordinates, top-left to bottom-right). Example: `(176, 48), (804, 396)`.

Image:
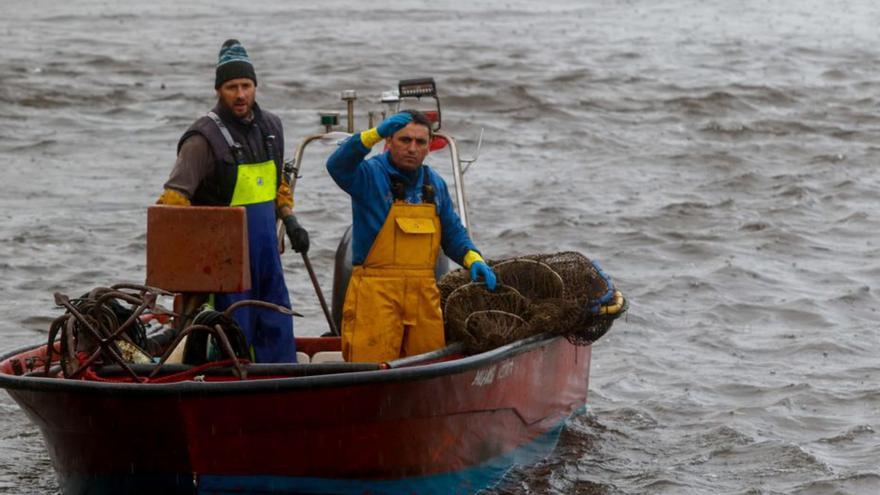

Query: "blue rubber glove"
(360, 112), (413, 148)
(470, 261), (497, 291)
(377, 112), (413, 138)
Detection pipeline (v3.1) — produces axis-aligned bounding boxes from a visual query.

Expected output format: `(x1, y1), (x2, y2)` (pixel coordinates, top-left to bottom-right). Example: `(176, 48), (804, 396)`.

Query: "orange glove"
(156, 188), (190, 206)
(276, 175), (294, 212)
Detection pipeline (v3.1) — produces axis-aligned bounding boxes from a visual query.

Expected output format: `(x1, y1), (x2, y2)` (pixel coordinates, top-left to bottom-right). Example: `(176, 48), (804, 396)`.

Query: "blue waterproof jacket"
(327, 135), (477, 266)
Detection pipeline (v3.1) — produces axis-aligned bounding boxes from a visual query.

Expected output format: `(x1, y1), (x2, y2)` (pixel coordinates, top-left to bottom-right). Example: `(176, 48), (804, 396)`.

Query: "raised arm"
(327, 113), (413, 194)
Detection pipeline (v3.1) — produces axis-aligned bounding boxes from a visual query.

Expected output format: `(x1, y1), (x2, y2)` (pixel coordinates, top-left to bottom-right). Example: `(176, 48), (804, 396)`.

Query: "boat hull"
(1, 335), (591, 494)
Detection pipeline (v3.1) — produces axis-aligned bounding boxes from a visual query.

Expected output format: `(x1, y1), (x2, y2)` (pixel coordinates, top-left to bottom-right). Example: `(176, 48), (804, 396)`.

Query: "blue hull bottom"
(60, 474), (196, 495)
(196, 406), (586, 495)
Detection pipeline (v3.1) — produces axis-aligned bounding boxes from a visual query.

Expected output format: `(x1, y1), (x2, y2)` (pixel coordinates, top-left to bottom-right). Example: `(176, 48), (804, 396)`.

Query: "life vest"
(177, 104), (283, 206)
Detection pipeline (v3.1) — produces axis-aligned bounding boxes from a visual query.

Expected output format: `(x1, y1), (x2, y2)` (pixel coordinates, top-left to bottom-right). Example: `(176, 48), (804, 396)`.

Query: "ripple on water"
(790, 473), (880, 495)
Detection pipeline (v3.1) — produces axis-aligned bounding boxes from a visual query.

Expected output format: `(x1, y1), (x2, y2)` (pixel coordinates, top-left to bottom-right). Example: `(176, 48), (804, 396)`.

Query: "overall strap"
(254, 120), (277, 165)
(390, 175), (407, 201)
(255, 123), (281, 196)
(207, 111), (245, 165)
(421, 167), (435, 204)
(389, 168), (436, 204)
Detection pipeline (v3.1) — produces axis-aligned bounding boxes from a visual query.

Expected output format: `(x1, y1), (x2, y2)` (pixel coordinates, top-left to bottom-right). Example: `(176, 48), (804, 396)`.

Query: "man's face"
(216, 78), (256, 118)
(387, 122), (430, 173)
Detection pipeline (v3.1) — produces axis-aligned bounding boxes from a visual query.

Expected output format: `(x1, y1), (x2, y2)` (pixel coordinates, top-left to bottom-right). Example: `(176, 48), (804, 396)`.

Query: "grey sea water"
(1, 0), (879, 493)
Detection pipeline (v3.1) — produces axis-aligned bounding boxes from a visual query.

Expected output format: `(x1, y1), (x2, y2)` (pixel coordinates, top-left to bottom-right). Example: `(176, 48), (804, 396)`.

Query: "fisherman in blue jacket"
(327, 110), (497, 362)
(157, 40), (307, 363)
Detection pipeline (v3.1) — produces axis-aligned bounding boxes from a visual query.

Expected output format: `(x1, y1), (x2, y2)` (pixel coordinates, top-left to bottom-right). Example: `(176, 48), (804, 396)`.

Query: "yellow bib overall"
(341, 201), (445, 362)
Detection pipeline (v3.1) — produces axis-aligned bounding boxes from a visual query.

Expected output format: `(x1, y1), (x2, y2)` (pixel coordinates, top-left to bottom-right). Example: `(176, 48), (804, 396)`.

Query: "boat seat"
(296, 351), (310, 364)
(311, 351), (345, 364)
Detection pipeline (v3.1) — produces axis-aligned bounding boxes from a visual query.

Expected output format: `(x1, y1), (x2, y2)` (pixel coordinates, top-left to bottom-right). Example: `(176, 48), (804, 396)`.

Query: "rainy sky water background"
(1, 0), (879, 493)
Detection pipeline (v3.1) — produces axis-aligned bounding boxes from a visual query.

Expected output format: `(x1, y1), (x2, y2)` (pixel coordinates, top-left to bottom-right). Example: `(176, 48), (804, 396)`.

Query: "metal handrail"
(290, 133), (331, 193)
(434, 131), (469, 229)
(289, 131), (470, 229)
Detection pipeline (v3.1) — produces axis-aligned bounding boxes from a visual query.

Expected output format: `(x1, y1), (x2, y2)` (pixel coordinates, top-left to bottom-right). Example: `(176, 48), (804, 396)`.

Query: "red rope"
(78, 358), (249, 384)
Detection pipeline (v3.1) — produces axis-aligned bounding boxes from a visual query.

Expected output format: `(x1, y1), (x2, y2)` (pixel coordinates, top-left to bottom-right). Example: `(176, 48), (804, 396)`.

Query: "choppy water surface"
(1, 0), (879, 493)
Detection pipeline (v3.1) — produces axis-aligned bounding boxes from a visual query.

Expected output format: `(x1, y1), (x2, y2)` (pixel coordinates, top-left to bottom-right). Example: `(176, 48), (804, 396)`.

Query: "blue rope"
(586, 260), (616, 315)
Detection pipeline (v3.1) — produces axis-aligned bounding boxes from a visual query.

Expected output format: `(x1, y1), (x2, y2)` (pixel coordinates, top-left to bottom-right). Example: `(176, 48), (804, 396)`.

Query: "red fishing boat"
(0, 332), (592, 494)
(0, 79), (623, 494)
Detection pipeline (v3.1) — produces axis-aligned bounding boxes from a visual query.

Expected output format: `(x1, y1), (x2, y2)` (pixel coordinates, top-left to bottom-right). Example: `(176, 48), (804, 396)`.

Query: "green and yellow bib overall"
(182, 106), (296, 363)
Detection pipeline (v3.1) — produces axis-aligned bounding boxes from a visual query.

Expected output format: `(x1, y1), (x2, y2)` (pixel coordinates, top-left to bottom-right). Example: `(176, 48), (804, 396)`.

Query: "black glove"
(282, 214), (309, 254)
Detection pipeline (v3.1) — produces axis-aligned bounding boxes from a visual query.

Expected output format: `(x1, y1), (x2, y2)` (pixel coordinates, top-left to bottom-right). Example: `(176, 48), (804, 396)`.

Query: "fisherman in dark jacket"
(157, 39), (307, 363)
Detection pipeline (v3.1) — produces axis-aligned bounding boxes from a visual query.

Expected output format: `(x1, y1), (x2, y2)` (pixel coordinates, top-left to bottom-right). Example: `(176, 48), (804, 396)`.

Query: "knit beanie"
(215, 39), (257, 89)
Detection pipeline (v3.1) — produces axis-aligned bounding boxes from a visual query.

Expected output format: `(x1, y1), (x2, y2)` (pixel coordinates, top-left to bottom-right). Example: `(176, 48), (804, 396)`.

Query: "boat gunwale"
(0, 333), (573, 396)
